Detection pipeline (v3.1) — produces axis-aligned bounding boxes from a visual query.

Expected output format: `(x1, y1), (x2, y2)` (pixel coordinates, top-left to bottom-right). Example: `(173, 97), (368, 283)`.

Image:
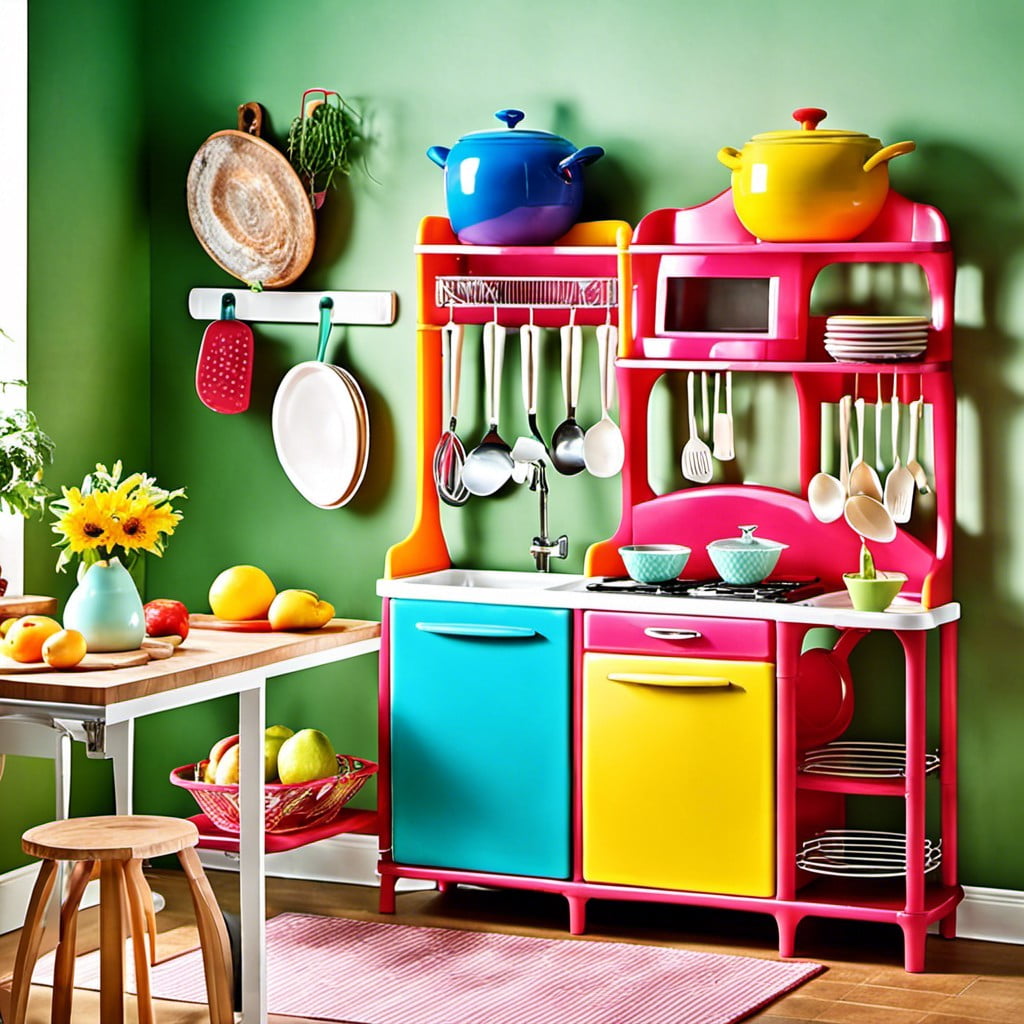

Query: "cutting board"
(0, 595), (59, 618)
(0, 649), (151, 674)
(190, 614), (274, 632)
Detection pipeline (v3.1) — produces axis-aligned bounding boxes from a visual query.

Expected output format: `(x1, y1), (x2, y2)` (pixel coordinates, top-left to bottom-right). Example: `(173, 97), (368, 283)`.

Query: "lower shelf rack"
(797, 829), (942, 879)
(799, 740), (941, 779)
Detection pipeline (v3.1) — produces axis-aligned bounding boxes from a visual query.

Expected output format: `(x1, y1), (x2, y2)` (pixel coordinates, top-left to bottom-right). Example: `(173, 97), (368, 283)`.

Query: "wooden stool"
(8, 814), (233, 1024)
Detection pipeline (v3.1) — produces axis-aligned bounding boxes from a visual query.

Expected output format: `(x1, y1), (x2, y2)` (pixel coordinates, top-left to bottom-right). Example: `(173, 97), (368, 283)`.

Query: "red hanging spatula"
(196, 293), (253, 413)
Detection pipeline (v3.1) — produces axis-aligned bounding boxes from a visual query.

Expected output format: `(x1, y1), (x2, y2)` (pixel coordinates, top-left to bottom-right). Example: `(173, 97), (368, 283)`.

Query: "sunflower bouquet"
(51, 461), (186, 574)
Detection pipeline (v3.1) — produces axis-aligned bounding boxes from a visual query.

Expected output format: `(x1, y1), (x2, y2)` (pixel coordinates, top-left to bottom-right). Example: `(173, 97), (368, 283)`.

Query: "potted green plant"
(0, 357), (56, 596)
(286, 88), (362, 209)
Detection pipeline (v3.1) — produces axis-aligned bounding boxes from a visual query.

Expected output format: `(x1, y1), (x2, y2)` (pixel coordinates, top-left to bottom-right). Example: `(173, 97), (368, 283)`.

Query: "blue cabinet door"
(389, 600), (571, 879)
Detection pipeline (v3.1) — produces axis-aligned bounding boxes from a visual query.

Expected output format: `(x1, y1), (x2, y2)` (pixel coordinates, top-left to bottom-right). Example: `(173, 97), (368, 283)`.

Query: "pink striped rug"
(38, 912), (822, 1023)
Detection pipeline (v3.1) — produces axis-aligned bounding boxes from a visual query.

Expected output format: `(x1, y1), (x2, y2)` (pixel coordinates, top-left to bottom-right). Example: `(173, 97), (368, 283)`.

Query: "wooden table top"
(0, 618), (380, 707)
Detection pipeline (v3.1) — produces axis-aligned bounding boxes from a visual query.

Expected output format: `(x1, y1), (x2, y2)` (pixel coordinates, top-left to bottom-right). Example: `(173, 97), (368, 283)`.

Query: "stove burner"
(587, 577), (823, 603)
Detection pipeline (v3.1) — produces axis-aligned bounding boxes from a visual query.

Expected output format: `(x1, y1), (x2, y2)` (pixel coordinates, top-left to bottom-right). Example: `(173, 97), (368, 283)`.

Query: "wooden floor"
(0, 866), (1021, 1022)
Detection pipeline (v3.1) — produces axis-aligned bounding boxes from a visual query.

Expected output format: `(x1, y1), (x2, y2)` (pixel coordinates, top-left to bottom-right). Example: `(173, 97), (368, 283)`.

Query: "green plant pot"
(842, 571), (908, 612)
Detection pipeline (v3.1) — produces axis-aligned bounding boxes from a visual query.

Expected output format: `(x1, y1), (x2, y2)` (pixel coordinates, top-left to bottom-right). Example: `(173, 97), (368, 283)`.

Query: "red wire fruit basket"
(169, 754), (377, 834)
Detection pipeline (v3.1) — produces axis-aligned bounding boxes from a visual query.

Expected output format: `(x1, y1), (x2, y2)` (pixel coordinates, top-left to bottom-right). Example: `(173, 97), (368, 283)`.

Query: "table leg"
(238, 675), (267, 1023)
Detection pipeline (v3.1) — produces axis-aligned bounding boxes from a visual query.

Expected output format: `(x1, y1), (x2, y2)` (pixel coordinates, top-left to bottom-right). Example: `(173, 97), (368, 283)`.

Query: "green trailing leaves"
(286, 96), (361, 204)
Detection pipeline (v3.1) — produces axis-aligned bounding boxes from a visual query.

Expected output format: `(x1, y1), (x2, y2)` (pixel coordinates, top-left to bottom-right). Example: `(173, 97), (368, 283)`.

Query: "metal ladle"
(550, 315), (586, 475)
(461, 319), (513, 497)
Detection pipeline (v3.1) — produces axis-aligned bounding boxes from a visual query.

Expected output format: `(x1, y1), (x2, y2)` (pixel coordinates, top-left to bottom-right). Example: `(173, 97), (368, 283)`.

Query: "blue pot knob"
(494, 109), (526, 130)
(426, 145), (451, 168)
(558, 145), (605, 181)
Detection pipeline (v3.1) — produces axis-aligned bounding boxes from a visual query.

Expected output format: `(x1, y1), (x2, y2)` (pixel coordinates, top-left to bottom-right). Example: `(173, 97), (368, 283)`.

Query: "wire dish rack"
(799, 740), (941, 779)
(797, 829), (942, 878)
(435, 275), (618, 310)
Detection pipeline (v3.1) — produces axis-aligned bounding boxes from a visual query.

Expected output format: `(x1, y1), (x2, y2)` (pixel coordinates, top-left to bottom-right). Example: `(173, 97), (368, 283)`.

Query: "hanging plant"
(286, 88), (361, 209)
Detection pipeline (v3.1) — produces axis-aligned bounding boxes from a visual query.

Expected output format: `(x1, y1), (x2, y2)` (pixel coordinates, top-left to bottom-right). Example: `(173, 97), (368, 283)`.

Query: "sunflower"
(52, 488), (118, 559)
(52, 462), (186, 572)
(111, 498), (183, 556)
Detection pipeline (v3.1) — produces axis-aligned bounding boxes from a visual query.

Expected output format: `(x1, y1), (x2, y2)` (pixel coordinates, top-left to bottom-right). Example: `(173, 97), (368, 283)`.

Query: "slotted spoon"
(681, 371), (713, 483)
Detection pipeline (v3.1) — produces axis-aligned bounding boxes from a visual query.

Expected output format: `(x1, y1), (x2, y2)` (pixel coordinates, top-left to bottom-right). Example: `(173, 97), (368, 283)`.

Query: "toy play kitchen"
(377, 107), (960, 972)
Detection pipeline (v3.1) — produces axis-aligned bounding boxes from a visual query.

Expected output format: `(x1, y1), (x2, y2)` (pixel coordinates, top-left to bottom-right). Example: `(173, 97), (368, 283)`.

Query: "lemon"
(42, 629), (88, 669)
(208, 565), (276, 620)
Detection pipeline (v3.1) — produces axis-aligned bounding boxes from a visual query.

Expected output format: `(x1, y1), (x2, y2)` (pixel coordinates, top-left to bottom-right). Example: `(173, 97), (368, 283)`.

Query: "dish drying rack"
(799, 740), (941, 779)
(797, 829), (942, 878)
(435, 275), (618, 311)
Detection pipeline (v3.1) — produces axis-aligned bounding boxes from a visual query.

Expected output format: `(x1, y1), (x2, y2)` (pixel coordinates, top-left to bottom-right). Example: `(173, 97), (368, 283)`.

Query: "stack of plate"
(824, 315), (930, 362)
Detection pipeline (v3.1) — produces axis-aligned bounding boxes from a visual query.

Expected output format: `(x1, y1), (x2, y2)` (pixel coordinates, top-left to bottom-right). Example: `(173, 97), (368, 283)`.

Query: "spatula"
(196, 293), (253, 414)
(681, 371), (713, 483)
(712, 371), (735, 461)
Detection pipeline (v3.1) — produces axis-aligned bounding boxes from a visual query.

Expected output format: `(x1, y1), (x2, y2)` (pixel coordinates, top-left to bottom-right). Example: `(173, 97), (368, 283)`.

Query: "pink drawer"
(583, 611), (773, 661)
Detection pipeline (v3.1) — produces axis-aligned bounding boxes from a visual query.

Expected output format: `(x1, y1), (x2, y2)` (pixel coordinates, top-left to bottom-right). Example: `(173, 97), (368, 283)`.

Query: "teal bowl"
(619, 545), (690, 584)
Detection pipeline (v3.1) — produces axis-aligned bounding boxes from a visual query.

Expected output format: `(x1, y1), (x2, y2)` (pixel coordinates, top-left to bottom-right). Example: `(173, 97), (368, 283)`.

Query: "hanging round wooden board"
(186, 102), (315, 289)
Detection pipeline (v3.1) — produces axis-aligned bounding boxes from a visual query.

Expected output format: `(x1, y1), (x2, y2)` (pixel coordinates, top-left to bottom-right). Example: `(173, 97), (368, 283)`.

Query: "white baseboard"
(6, 849), (1021, 948)
(956, 885), (1024, 945)
(0, 863), (99, 936)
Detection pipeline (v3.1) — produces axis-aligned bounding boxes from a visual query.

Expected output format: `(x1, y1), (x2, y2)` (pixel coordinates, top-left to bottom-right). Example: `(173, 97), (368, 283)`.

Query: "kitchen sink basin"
(388, 569), (584, 591)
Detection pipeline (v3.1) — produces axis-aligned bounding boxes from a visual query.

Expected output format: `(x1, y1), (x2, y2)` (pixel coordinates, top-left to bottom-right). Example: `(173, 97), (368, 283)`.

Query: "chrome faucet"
(527, 460), (568, 572)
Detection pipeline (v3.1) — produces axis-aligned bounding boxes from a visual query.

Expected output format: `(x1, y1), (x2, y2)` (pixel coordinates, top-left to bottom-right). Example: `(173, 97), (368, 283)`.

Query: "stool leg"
(124, 857), (158, 965)
(51, 859), (95, 1024)
(99, 860), (127, 1024)
(122, 860), (155, 1024)
(8, 858), (59, 1024)
(177, 847), (233, 1024)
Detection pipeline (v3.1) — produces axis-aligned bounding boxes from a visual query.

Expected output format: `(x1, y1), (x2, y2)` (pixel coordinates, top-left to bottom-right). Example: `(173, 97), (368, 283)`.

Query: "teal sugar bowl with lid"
(706, 525), (788, 585)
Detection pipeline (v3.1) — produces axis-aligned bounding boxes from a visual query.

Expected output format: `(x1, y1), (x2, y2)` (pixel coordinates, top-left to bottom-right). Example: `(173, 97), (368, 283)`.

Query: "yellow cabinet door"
(582, 653), (775, 897)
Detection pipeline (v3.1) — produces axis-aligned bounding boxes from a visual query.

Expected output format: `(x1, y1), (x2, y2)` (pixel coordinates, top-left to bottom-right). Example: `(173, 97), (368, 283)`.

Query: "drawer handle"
(606, 672), (731, 689)
(415, 622), (538, 639)
(642, 628), (703, 641)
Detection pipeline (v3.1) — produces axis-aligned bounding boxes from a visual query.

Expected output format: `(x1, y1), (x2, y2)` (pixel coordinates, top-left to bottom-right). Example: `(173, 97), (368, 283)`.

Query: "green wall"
(10, 0), (1024, 893)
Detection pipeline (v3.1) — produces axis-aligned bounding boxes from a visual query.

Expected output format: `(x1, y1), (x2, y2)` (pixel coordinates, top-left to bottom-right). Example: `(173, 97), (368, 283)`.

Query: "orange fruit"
(42, 629), (88, 669)
(208, 565), (276, 620)
(4, 616), (63, 663)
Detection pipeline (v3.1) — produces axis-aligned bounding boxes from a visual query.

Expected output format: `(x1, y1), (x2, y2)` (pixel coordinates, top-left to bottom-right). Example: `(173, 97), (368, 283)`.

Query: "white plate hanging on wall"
(272, 298), (368, 508)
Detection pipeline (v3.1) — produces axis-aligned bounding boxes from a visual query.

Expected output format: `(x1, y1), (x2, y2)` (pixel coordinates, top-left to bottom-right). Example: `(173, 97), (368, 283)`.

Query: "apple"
(267, 590), (334, 631)
(204, 733), (239, 783)
(144, 599), (190, 641)
(213, 743), (241, 785)
(276, 729), (338, 785)
(264, 724), (294, 782)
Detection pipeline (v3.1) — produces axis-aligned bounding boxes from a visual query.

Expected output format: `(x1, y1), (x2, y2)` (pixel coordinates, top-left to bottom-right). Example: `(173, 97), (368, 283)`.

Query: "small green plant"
(286, 91), (361, 206)
(0, 378), (55, 520)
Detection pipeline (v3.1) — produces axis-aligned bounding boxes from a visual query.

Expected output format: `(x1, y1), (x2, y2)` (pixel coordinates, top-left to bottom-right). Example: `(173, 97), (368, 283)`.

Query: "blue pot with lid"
(427, 109), (604, 246)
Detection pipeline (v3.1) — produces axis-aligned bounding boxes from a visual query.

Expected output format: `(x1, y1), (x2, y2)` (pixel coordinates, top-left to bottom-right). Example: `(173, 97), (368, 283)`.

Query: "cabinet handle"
(415, 622), (538, 639)
(606, 672), (731, 688)
(642, 628), (703, 641)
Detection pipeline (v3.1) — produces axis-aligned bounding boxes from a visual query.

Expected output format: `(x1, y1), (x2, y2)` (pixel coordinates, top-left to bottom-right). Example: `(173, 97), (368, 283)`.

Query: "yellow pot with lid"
(717, 107), (915, 242)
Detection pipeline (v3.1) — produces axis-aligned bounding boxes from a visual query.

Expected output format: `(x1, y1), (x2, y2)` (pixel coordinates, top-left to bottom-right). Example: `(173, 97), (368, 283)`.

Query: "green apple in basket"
(277, 728), (339, 785)
(264, 724), (295, 782)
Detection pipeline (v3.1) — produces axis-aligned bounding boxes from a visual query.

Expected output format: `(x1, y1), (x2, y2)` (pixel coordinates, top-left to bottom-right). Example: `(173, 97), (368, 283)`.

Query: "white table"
(0, 617), (381, 1023)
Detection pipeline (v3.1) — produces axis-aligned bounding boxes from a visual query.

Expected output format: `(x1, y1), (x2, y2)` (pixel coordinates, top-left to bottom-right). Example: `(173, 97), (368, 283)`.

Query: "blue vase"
(63, 557), (145, 652)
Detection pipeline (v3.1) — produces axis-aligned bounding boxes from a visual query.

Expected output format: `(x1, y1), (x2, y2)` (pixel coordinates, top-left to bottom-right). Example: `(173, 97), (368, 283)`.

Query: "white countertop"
(377, 570), (960, 631)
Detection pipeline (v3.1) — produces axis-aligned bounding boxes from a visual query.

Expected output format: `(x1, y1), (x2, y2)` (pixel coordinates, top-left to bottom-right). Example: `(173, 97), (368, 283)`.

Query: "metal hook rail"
(434, 275), (617, 310)
(188, 288), (397, 325)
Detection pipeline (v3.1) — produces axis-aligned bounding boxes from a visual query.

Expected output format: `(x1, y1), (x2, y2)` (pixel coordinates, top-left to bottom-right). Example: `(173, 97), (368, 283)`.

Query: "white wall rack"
(188, 288), (397, 326)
